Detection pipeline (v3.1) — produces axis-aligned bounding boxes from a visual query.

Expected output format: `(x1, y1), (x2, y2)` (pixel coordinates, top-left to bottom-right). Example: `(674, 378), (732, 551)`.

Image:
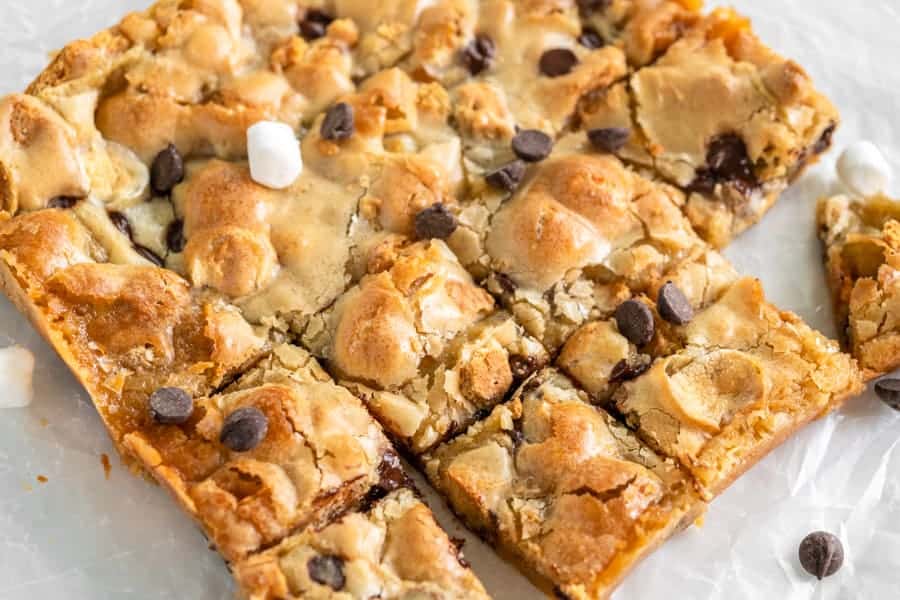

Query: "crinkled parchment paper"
(1, 1), (898, 598)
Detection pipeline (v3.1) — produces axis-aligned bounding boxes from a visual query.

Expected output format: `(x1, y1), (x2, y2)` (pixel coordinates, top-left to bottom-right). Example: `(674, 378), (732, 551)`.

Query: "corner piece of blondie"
(580, 8), (839, 247)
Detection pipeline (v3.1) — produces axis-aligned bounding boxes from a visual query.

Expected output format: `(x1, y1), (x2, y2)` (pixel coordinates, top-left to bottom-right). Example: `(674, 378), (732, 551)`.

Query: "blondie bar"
(300, 237), (548, 454)
(579, 8), (839, 247)
(234, 488), (490, 599)
(425, 368), (703, 599)
(0, 0), (854, 598)
(818, 193), (900, 377)
(559, 276), (862, 498)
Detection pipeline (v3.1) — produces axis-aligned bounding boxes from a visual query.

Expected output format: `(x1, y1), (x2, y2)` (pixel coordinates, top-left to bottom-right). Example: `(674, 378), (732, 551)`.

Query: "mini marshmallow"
(0, 346), (35, 408)
(247, 121), (303, 189)
(837, 141), (892, 197)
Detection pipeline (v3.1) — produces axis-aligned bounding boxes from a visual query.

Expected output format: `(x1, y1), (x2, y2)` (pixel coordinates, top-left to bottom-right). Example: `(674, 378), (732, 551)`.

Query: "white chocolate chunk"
(247, 121), (303, 189)
(0, 346), (35, 408)
(837, 141), (892, 197)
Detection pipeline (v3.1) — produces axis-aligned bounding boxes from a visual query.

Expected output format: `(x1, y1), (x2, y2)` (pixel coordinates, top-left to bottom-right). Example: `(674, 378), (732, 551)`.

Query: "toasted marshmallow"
(837, 141), (892, 197)
(247, 121), (303, 189)
(0, 346), (35, 408)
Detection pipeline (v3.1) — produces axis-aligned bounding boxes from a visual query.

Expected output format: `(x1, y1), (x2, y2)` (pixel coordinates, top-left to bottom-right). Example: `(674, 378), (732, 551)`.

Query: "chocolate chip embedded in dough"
(614, 300), (655, 346)
(512, 129), (553, 162)
(150, 144), (185, 195)
(657, 282), (694, 325)
(320, 102), (355, 141)
(798, 531), (844, 580)
(414, 203), (458, 240)
(509, 354), (539, 381)
(578, 27), (605, 49)
(689, 134), (758, 195)
(108, 211), (134, 240)
(220, 406), (269, 452)
(461, 34), (496, 75)
(485, 160), (527, 192)
(47, 196), (80, 209)
(307, 555), (346, 590)
(134, 244), (165, 267)
(149, 387), (194, 425)
(300, 9), (333, 40)
(166, 219), (186, 253)
(587, 127), (630, 153)
(609, 356), (652, 384)
(539, 48), (578, 78)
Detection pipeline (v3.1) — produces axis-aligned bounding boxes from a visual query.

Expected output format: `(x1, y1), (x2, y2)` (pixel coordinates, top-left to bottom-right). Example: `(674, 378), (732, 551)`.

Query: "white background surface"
(1, 1), (899, 598)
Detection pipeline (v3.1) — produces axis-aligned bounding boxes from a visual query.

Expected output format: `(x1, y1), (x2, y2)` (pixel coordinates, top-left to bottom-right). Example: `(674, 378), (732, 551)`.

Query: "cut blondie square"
(559, 275), (863, 499)
(0, 206), (268, 465)
(424, 368), (704, 599)
(114, 343), (397, 563)
(818, 193), (900, 377)
(300, 237), (548, 454)
(234, 488), (490, 600)
(448, 131), (709, 352)
(579, 8), (839, 247)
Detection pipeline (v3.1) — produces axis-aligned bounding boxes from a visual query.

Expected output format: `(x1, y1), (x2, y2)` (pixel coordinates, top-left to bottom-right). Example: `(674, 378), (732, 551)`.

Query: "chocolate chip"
(874, 378), (900, 410)
(300, 20), (326, 40)
(415, 203), (458, 240)
(360, 450), (411, 511)
(320, 102), (354, 141)
(539, 48), (578, 78)
(134, 244), (165, 267)
(578, 27), (605, 49)
(109, 211), (133, 240)
(509, 354), (539, 381)
(512, 129), (553, 162)
(166, 219), (186, 253)
(587, 127), (630, 153)
(576, 0), (611, 15)
(307, 555), (346, 590)
(609, 356), (652, 384)
(299, 9), (333, 40)
(149, 387), (194, 425)
(813, 123), (837, 155)
(657, 282), (694, 325)
(473, 407), (492, 422)
(376, 450), (409, 494)
(614, 300), (655, 346)
(485, 160), (527, 192)
(150, 144), (185, 196)
(688, 134), (758, 195)
(47, 196), (79, 209)
(461, 34), (496, 75)
(220, 406), (269, 452)
(799, 531), (844, 580)
(305, 9), (334, 24)
(494, 272), (517, 295)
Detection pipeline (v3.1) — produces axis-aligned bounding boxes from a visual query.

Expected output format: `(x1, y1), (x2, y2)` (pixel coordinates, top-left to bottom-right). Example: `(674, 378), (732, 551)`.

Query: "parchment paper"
(1, 1), (898, 598)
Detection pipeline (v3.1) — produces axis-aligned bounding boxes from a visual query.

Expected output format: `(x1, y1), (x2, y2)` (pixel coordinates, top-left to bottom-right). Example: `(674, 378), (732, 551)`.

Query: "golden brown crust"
(233, 488), (490, 600)
(579, 7), (839, 248)
(425, 368), (705, 599)
(608, 278), (862, 498)
(0, 1), (856, 598)
(817, 193), (900, 378)
(124, 345), (393, 563)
